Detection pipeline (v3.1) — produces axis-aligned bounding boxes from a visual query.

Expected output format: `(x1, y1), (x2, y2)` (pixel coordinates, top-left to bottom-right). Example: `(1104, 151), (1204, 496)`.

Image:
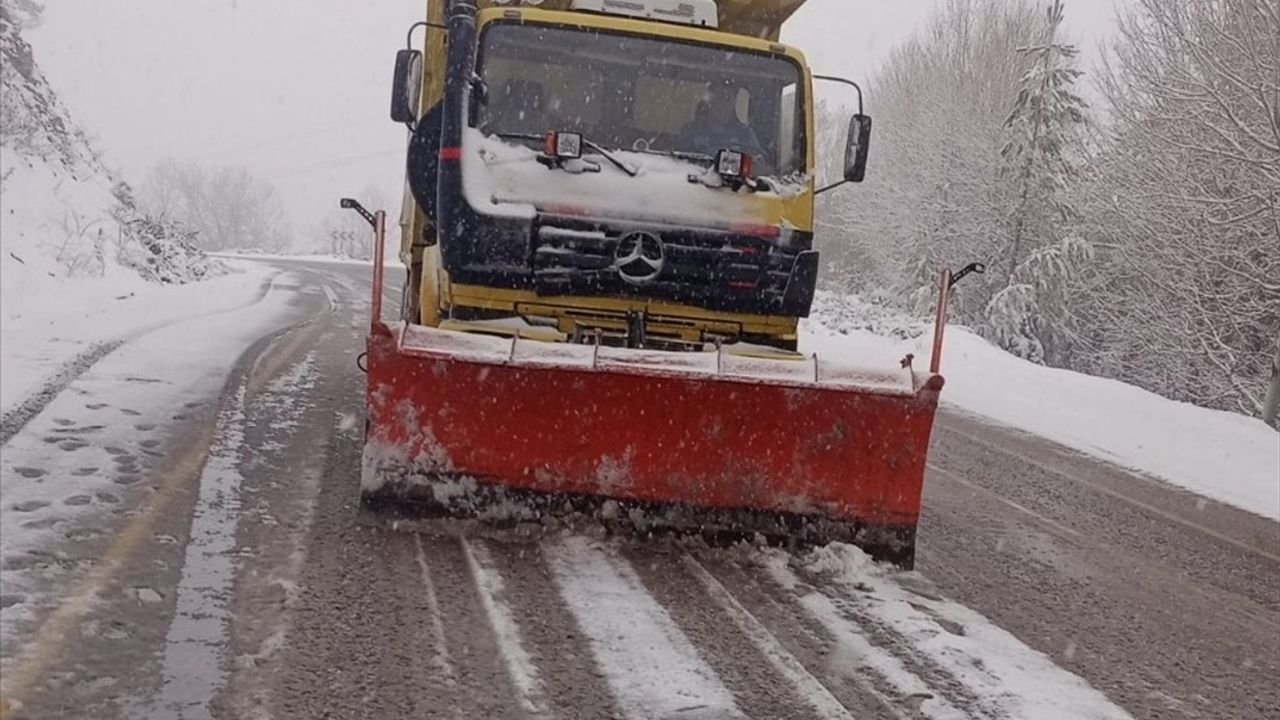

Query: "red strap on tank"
(438, 147), (462, 160)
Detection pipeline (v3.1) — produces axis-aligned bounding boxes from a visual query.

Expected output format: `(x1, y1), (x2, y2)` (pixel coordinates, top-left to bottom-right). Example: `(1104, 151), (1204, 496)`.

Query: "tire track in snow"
(0, 270), (283, 448)
(764, 560), (971, 720)
(623, 546), (853, 719)
(804, 580), (997, 718)
(314, 267), (382, 315)
(413, 534), (458, 687)
(772, 546), (1136, 720)
(681, 554), (855, 720)
(473, 536), (624, 716)
(544, 537), (744, 720)
(142, 355), (316, 720)
(0, 339), (125, 446)
(141, 382), (249, 720)
(682, 554), (908, 719)
(321, 284), (340, 313)
(209, 349), (325, 720)
(460, 537), (550, 718)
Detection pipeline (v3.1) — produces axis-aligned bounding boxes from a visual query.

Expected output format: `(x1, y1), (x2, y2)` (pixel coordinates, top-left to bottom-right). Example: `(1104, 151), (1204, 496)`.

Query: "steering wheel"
(632, 137), (656, 152)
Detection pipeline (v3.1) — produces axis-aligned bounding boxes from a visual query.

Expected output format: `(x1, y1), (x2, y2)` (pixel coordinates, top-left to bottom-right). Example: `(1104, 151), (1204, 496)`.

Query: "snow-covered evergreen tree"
(986, 0), (1090, 362)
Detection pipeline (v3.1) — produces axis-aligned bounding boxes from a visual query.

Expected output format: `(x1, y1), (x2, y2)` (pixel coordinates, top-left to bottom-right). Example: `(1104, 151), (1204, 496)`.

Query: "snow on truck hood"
(461, 128), (805, 227)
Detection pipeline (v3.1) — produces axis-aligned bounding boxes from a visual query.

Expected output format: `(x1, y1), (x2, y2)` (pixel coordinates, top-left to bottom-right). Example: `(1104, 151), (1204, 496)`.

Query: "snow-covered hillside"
(0, 5), (217, 282)
(0, 7), (236, 414)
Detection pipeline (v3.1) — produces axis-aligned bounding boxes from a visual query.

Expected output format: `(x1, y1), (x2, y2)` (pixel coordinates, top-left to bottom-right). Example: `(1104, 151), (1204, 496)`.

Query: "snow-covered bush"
(112, 181), (223, 284)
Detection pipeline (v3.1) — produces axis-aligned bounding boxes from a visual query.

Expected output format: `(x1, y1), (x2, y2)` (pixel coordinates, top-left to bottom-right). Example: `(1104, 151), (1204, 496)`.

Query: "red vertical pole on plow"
(371, 210), (386, 330)
(930, 269), (952, 374)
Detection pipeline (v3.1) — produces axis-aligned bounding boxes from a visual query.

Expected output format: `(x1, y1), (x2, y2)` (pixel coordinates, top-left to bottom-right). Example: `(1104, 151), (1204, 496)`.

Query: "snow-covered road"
(0, 259), (1275, 720)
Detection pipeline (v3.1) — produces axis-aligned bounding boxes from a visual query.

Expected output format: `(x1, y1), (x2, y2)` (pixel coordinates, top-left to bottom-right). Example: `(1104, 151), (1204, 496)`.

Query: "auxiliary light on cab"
(544, 130), (583, 160)
(716, 149), (753, 181)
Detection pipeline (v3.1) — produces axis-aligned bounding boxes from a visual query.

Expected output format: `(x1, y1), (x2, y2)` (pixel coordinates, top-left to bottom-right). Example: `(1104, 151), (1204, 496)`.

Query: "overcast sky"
(29, 0), (1123, 243)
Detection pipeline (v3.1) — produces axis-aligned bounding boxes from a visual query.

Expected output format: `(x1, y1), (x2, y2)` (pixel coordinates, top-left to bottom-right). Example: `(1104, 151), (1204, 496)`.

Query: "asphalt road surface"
(1, 259), (1276, 719)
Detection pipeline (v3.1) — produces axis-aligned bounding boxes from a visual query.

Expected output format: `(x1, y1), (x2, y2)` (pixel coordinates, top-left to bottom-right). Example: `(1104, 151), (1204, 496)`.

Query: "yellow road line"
(0, 419), (218, 717)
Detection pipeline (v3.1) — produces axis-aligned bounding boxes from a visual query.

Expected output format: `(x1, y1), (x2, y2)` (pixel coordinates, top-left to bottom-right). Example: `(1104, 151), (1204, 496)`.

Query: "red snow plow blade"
(356, 212), (956, 568)
(363, 323), (943, 565)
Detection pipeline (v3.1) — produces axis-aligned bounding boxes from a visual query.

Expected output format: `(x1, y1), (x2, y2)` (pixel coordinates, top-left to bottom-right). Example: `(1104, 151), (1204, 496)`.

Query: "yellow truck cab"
(390, 0), (869, 350)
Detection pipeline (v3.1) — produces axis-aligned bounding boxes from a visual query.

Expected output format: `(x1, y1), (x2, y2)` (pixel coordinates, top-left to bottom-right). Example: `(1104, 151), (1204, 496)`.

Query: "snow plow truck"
(358, 0), (958, 568)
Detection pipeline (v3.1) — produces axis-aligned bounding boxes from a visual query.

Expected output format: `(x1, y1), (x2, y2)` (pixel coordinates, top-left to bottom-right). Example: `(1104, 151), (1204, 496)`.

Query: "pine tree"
(988, 0), (1090, 362)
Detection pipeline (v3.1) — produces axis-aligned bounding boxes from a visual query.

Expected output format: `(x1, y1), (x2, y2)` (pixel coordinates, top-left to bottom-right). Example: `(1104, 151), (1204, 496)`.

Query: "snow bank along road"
(1, 259), (1276, 719)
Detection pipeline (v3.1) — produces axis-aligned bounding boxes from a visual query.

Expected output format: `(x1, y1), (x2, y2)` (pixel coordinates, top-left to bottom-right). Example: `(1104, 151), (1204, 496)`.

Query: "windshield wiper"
(494, 132), (638, 177)
(580, 137), (638, 177)
(636, 148), (716, 165)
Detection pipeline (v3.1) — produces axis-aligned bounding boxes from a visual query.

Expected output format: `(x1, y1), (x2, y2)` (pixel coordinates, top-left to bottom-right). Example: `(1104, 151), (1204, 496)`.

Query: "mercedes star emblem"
(613, 231), (666, 285)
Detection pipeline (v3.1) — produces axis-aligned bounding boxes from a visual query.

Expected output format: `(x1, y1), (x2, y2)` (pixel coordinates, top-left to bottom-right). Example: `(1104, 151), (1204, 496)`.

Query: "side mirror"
(390, 49), (424, 124)
(844, 113), (872, 183)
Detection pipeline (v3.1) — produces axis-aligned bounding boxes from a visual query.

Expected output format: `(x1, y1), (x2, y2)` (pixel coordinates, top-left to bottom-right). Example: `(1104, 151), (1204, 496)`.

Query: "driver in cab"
(678, 81), (766, 163)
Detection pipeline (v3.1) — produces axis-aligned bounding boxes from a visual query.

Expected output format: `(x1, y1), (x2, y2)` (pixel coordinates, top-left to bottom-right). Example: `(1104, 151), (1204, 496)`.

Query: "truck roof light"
(569, 0), (718, 28)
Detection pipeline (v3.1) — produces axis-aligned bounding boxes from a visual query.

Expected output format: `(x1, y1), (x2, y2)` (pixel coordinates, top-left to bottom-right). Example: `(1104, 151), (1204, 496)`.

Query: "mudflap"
(361, 322), (941, 569)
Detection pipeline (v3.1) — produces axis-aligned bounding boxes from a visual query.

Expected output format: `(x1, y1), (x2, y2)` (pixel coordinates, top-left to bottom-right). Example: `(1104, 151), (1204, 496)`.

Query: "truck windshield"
(476, 22), (807, 178)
